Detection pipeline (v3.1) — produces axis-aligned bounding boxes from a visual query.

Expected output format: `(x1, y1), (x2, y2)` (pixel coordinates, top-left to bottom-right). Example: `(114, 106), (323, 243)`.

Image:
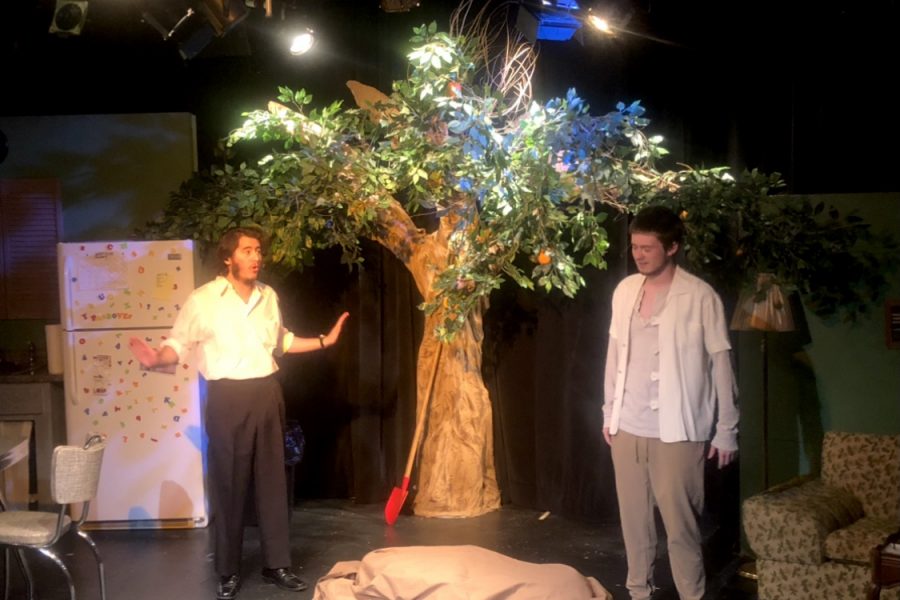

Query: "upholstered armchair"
(742, 431), (900, 600)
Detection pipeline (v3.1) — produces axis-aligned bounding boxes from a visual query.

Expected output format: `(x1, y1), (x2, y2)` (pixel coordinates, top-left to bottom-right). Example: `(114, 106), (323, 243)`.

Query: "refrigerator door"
(58, 240), (195, 331)
(63, 327), (207, 528)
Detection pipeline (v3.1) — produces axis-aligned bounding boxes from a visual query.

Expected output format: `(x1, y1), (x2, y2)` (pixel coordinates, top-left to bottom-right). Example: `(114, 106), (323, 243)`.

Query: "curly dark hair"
(216, 227), (267, 275)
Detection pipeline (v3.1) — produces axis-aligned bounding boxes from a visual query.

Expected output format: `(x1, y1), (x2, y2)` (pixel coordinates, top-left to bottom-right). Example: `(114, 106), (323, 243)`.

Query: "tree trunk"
(372, 199), (501, 517)
(412, 300), (501, 517)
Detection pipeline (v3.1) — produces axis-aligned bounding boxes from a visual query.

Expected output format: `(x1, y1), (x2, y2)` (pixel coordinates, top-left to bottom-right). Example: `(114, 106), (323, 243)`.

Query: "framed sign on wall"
(887, 299), (900, 349)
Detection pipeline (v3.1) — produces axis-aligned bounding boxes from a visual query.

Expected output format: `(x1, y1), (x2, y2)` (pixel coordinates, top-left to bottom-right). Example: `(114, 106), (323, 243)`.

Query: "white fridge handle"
(61, 331), (80, 408)
(57, 244), (74, 331)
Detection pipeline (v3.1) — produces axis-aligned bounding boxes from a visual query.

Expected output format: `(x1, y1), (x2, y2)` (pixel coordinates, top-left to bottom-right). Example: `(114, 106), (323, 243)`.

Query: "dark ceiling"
(3, 0), (898, 194)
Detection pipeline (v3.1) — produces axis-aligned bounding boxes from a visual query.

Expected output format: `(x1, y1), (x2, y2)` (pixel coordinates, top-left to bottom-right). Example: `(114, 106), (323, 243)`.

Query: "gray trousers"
(206, 376), (291, 576)
(610, 430), (706, 600)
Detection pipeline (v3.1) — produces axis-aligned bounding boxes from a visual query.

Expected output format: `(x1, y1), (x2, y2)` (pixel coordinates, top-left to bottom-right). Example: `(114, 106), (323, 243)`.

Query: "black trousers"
(206, 376), (291, 575)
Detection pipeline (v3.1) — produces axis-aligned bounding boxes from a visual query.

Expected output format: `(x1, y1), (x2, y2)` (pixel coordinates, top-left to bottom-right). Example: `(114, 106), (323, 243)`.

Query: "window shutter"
(0, 179), (62, 319)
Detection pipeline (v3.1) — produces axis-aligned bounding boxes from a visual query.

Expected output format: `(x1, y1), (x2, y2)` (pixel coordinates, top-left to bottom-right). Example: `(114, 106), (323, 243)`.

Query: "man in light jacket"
(603, 206), (739, 600)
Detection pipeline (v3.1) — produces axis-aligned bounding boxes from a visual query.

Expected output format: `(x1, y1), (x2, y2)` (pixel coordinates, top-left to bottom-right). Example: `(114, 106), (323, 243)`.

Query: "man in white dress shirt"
(130, 227), (349, 600)
(602, 206), (739, 600)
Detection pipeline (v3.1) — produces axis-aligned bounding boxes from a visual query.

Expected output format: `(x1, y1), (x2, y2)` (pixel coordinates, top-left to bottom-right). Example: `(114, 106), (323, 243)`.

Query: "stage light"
(515, 0), (583, 43)
(289, 28), (315, 55)
(587, 14), (612, 34)
(583, 6), (679, 47)
(141, 0), (248, 60)
(49, 0), (89, 36)
(275, 2), (318, 57)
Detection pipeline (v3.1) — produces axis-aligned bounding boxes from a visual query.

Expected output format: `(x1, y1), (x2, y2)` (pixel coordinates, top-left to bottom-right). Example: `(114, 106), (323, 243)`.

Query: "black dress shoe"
(216, 574), (241, 600)
(261, 567), (308, 592)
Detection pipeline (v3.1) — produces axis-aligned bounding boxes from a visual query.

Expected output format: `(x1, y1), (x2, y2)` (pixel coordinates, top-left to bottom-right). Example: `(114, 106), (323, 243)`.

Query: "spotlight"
(587, 14), (613, 34)
(289, 28), (315, 55)
(142, 7), (213, 59)
(277, 2), (317, 57)
(141, 0), (247, 60)
(49, 0), (89, 36)
(583, 6), (677, 47)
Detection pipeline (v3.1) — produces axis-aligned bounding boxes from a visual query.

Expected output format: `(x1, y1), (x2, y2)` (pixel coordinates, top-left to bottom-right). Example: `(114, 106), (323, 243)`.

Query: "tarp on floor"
(313, 544), (612, 599)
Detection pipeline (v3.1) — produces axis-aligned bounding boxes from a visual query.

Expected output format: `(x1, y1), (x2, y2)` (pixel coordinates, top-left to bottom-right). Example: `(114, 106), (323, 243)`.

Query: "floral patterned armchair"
(742, 431), (900, 599)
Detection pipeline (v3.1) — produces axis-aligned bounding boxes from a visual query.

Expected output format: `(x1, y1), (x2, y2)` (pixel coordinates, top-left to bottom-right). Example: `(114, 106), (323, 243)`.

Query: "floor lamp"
(731, 274), (795, 581)
(730, 273), (795, 490)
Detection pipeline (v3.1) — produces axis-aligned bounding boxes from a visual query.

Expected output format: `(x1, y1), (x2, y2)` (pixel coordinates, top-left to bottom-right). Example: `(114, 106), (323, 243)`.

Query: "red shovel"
(384, 343), (443, 525)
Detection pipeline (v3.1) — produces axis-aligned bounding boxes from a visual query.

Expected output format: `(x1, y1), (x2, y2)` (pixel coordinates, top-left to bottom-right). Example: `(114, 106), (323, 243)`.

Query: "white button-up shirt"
(162, 276), (295, 381)
(604, 267), (739, 451)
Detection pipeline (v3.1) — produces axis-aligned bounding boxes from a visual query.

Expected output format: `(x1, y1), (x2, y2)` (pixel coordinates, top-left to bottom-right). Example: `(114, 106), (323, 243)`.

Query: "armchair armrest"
(742, 477), (864, 565)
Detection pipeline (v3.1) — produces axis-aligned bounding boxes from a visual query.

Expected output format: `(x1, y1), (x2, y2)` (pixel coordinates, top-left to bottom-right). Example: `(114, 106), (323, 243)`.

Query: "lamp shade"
(730, 273), (795, 332)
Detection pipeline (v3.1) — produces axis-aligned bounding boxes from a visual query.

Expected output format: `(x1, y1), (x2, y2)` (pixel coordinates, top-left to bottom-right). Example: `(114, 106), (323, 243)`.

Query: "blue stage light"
(516, 0), (583, 43)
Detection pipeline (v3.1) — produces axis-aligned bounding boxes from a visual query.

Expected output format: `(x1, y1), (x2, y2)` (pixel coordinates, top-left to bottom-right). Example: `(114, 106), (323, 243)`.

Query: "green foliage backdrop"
(141, 24), (895, 336)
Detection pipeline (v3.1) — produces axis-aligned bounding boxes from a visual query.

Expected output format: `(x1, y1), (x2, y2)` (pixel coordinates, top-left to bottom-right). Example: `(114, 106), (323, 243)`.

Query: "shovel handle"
(402, 343), (443, 479)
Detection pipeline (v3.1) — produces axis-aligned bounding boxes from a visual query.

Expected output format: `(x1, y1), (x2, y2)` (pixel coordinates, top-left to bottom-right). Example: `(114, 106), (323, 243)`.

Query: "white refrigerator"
(58, 240), (208, 529)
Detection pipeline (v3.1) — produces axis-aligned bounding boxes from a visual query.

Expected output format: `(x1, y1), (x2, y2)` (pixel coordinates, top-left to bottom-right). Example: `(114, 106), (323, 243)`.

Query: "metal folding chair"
(0, 434), (107, 600)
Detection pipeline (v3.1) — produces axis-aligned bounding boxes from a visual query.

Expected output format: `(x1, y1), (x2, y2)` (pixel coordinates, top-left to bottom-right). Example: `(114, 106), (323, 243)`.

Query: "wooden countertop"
(0, 370), (63, 384)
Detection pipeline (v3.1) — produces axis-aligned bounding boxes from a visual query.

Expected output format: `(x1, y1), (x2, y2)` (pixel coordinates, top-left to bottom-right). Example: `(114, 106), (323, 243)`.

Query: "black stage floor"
(3, 499), (757, 599)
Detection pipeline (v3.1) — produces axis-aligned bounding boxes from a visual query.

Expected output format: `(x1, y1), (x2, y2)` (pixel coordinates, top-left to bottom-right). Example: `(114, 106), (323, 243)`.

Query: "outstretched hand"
(322, 312), (350, 347)
(129, 337), (159, 368)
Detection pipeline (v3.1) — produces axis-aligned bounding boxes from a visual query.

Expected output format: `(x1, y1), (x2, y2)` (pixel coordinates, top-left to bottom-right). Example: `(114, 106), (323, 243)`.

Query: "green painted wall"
(804, 195), (900, 436)
(739, 193), (900, 503)
(0, 113), (196, 242)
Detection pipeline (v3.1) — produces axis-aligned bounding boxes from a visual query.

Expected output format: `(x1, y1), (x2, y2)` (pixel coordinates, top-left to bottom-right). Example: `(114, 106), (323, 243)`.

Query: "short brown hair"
(629, 206), (684, 252)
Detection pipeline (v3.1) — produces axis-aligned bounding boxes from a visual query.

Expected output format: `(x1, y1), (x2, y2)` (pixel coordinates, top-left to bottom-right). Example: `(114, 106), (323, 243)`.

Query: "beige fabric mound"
(313, 544), (612, 600)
